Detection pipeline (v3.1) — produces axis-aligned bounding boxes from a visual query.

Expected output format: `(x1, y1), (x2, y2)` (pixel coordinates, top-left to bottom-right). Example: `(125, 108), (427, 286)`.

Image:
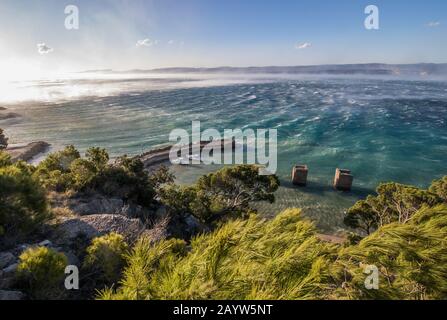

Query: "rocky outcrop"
(57, 214), (146, 243)
(0, 107), (20, 121)
(6, 141), (50, 162)
(50, 193), (151, 218)
(0, 252), (15, 269)
(0, 249), (20, 298)
(0, 290), (24, 300)
(0, 112), (21, 120)
(68, 197), (125, 215)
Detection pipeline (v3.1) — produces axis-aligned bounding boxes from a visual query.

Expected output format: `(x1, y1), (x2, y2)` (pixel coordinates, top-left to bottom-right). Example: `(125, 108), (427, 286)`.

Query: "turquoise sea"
(1, 74), (447, 232)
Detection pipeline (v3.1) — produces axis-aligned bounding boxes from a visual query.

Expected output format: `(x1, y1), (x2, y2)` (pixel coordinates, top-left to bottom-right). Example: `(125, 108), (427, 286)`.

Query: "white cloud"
(37, 43), (53, 55)
(136, 39), (154, 47)
(426, 21), (441, 27)
(167, 40), (174, 45)
(295, 42), (312, 50)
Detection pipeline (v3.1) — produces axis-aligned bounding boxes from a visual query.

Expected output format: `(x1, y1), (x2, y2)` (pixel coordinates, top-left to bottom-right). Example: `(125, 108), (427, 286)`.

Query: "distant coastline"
(80, 63), (447, 77)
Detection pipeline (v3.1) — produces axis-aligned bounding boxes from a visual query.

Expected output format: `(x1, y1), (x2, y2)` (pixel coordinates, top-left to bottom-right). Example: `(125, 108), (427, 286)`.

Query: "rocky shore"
(5, 141), (50, 162)
(0, 107), (21, 121)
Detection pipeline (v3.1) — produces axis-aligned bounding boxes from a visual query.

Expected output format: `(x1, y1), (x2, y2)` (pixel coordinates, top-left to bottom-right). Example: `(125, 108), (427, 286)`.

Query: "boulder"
(17, 244), (31, 253)
(167, 214), (208, 240)
(38, 240), (52, 247)
(0, 290), (25, 300)
(0, 252), (15, 269)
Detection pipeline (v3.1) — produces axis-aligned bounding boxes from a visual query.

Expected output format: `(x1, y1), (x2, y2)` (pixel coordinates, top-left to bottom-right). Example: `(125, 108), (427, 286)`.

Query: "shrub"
(429, 176), (447, 202)
(0, 150), (12, 167)
(84, 233), (129, 285)
(148, 165), (175, 191)
(69, 158), (97, 190)
(16, 246), (68, 299)
(86, 147), (109, 172)
(34, 146), (158, 208)
(100, 209), (334, 300)
(333, 204), (447, 300)
(38, 145), (80, 173)
(196, 165), (280, 211)
(101, 204), (447, 300)
(344, 182), (441, 235)
(0, 163), (51, 241)
(0, 128), (8, 150)
(33, 145), (81, 192)
(90, 156), (155, 207)
(159, 165), (280, 223)
(158, 184), (214, 222)
(33, 168), (74, 191)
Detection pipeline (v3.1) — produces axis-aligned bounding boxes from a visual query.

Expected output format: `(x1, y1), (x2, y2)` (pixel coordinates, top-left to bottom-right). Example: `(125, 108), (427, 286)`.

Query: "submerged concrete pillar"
(333, 168), (353, 191)
(292, 165), (308, 186)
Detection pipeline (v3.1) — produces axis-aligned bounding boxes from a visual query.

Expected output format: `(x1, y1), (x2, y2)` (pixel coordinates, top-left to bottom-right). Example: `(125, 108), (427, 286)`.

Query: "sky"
(0, 0), (446, 77)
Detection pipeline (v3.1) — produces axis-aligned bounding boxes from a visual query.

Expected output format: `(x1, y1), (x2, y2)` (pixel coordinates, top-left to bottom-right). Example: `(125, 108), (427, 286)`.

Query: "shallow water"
(2, 75), (447, 232)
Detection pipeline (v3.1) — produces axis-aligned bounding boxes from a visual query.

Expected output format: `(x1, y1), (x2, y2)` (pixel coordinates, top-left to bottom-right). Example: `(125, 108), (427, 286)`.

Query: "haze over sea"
(1, 73), (446, 232)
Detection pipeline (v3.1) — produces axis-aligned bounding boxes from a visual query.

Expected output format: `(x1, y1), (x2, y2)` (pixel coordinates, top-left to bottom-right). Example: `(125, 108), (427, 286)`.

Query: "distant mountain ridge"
(89, 63), (447, 76)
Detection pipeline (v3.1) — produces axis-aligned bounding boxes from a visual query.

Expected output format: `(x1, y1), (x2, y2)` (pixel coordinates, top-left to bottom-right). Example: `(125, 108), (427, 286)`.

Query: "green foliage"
(92, 155), (155, 207)
(0, 128), (8, 150)
(16, 246), (68, 299)
(100, 237), (187, 300)
(33, 145), (80, 191)
(344, 182), (441, 235)
(0, 150), (12, 167)
(34, 146), (159, 207)
(148, 165), (175, 191)
(100, 209), (335, 300)
(159, 165), (280, 223)
(0, 162), (50, 241)
(429, 176), (447, 202)
(86, 147), (109, 172)
(69, 158), (97, 189)
(332, 204), (447, 300)
(84, 233), (129, 285)
(101, 204), (447, 300)
(38, 145), (80, 173)
(196, 165), (280, 210)
(159, 184), (215, 222)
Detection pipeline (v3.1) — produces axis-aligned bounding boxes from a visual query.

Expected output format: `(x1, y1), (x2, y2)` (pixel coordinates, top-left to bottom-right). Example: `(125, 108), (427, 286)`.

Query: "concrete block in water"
(292, 165), (308, 186)
(334, 168), (353, 191)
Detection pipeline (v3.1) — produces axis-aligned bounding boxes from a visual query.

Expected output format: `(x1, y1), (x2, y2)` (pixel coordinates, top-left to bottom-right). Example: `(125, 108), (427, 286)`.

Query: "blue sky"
(0, 0), (446, 74)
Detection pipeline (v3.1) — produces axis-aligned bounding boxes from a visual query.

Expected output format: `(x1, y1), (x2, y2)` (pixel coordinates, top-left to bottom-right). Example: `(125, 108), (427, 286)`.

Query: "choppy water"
(1, 74), (447, 232)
